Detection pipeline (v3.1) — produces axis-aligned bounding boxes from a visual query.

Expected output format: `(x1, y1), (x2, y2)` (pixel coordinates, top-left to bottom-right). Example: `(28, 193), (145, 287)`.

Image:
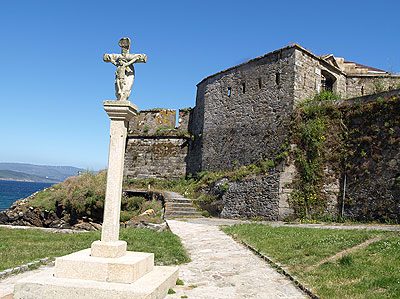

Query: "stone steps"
(166, 202), (194, 209)
(162, 191), (202, 219)
(167, 207), (199, 213)
(165, 210), (203, 218)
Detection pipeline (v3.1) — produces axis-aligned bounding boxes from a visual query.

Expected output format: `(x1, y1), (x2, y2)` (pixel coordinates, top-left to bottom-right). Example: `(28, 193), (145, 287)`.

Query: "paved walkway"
(166, 220), (306, 299)
(0, 265), (53, 299)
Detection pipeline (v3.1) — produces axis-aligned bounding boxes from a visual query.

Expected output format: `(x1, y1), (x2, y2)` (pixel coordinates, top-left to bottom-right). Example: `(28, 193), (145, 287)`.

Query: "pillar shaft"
(91, 100), (137, 258)
(101, 119), (128, 242)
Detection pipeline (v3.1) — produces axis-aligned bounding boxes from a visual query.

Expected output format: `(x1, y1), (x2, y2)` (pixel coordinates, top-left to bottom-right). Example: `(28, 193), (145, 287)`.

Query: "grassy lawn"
(222, 224), (400, 299)
(0, 227), (190, 271)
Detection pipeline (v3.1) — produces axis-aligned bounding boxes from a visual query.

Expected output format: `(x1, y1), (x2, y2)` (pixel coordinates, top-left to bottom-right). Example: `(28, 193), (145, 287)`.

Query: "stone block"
(279, 207), (294, 219)
(91, 240), (127, 258)
(279, 197), (290, 208)
(55, 249), (154, 283)
(14, 266), (178, 299)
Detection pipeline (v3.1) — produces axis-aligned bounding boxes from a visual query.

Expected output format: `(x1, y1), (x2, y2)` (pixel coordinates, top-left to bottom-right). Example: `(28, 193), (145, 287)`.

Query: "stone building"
(190, 44), (400, 173)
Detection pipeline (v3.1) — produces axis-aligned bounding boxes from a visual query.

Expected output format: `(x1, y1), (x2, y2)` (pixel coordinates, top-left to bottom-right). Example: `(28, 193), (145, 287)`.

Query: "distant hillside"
(0, 163), (85, 183)
(0, 170), (57, 183)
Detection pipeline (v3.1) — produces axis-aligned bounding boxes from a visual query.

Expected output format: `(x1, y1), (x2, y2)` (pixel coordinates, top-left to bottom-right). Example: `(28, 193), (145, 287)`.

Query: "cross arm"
(123, 54), (147, 67)
(103, 53), (119, 66)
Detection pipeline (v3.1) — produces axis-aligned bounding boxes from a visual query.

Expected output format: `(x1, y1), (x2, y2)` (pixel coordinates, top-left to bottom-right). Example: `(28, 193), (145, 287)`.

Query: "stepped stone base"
(14, 266), (178, 299)
(55, 249), (154, 283)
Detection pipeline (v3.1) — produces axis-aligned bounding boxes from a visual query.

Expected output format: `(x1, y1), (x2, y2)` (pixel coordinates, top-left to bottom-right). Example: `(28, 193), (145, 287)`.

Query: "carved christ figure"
(103, 37), (147, 101)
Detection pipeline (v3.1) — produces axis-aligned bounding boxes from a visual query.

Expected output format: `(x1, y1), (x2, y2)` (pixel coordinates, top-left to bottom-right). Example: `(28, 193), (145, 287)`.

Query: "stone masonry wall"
(345, 75), (400, 98)
(220, 174), (280, 220)
(178, 108), (192, 132)
(129, 109), (176, 135)
(341, 91), (400, 222)
(278, 154), (296, 220)
(124, 137), (189, 179)
(125, 109), (191, 179)
(293, 49), (347, 102)
(186, 85), (205, 174)
(192, 47), (296, 172)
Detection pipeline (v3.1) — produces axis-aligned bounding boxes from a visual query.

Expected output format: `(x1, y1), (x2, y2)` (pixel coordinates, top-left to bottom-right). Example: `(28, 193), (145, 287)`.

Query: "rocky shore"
(0, 190), (168, 232)
(0, 193), (102, 231)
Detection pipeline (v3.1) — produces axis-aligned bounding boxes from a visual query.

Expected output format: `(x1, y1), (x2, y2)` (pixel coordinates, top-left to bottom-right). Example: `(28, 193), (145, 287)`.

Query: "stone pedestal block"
(91, 240), (127, 258)
(55, 249), (154, 283)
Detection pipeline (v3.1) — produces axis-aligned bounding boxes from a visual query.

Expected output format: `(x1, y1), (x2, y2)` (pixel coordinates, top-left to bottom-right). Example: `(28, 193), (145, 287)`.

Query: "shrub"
(290, 92), (345, 218)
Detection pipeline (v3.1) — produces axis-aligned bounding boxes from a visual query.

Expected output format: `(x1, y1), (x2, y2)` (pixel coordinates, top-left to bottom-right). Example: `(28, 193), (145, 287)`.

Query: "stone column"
(91, 100), (137, 258)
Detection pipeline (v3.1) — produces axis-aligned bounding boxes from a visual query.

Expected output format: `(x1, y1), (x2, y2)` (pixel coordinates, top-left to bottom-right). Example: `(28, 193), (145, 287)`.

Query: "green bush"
(29, 170), (107, 216)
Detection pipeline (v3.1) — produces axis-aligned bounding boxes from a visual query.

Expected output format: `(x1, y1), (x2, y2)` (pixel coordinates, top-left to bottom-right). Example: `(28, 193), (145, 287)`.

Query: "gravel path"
(166, 220), (307, 299)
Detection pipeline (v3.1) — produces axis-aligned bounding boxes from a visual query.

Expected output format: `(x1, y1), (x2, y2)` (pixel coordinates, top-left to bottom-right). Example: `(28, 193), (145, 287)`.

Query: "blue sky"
(0, 0), (399, 170)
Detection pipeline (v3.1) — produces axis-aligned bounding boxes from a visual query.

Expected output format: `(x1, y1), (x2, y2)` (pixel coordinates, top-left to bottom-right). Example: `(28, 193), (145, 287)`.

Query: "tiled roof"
(344, 60), (388, 74)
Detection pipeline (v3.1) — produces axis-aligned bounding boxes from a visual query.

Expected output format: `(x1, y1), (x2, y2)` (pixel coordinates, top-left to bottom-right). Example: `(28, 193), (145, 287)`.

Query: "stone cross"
(13, 38), (178, 299)
(103, 37), (147, 101)
(91, 38), (144, 258)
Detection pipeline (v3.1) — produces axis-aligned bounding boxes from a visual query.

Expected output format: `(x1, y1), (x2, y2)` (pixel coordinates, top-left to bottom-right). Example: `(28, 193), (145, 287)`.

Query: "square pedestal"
(55, 249), (153, 283)
(14, 266), (179, 299)
(91, 240), (127, 258)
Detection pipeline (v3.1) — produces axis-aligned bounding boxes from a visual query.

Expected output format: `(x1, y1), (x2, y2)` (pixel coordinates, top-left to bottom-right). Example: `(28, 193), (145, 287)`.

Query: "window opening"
(361, 86), (364, 95)
(321, 70), (336, 92)
(228, 87), (231, 97)
(258, 78), (262, 89)
(242, 83), (246, 94)
(276, 72), (280, 86)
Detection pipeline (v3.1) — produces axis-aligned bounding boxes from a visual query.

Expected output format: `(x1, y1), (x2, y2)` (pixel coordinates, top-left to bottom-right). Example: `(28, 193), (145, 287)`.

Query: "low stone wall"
(221, 174), (280, 220)
(346, 76), (400, 98)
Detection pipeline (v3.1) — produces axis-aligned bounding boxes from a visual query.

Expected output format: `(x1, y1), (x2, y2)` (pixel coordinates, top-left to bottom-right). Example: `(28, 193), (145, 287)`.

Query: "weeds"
(290, 91), (345, 218)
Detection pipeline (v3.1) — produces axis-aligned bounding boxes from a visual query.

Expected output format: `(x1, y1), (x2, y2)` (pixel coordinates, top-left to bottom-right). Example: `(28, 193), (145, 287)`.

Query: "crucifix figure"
(103, 37), (147, 101)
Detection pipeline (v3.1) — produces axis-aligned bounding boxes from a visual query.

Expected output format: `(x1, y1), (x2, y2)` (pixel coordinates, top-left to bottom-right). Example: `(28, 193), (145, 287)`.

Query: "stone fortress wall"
(191, 47), (296, 173)
(124, 108), (192, 179)
(124, 44), (400, 221)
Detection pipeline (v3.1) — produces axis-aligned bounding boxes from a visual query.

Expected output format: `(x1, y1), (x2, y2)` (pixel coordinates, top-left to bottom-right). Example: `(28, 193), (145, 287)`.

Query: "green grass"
(222, 224), (400, 298)
(303, 236), (400, 298)
(0, 227), (190, 271)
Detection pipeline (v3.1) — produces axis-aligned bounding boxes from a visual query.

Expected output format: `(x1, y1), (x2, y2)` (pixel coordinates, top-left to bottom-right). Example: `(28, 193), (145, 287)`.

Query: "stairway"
(163, 191), (202, 219)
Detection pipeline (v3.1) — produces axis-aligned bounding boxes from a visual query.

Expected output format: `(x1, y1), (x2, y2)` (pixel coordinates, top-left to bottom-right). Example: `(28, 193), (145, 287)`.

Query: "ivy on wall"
(289, 91), (400, 222)
(290, 91), (346, 218)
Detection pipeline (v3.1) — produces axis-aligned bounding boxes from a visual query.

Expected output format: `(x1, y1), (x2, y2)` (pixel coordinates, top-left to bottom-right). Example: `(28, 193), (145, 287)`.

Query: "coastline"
(0, 178), (58, 184)
(0, 181), (56, 212)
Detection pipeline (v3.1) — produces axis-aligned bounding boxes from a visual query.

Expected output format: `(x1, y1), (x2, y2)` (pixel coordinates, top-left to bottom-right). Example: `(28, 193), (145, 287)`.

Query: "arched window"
(321, 70), (336, 92)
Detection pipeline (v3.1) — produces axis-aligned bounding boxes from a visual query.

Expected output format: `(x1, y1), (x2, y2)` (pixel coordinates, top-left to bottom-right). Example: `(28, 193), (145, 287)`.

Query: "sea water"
(0, 180), (54, 211)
